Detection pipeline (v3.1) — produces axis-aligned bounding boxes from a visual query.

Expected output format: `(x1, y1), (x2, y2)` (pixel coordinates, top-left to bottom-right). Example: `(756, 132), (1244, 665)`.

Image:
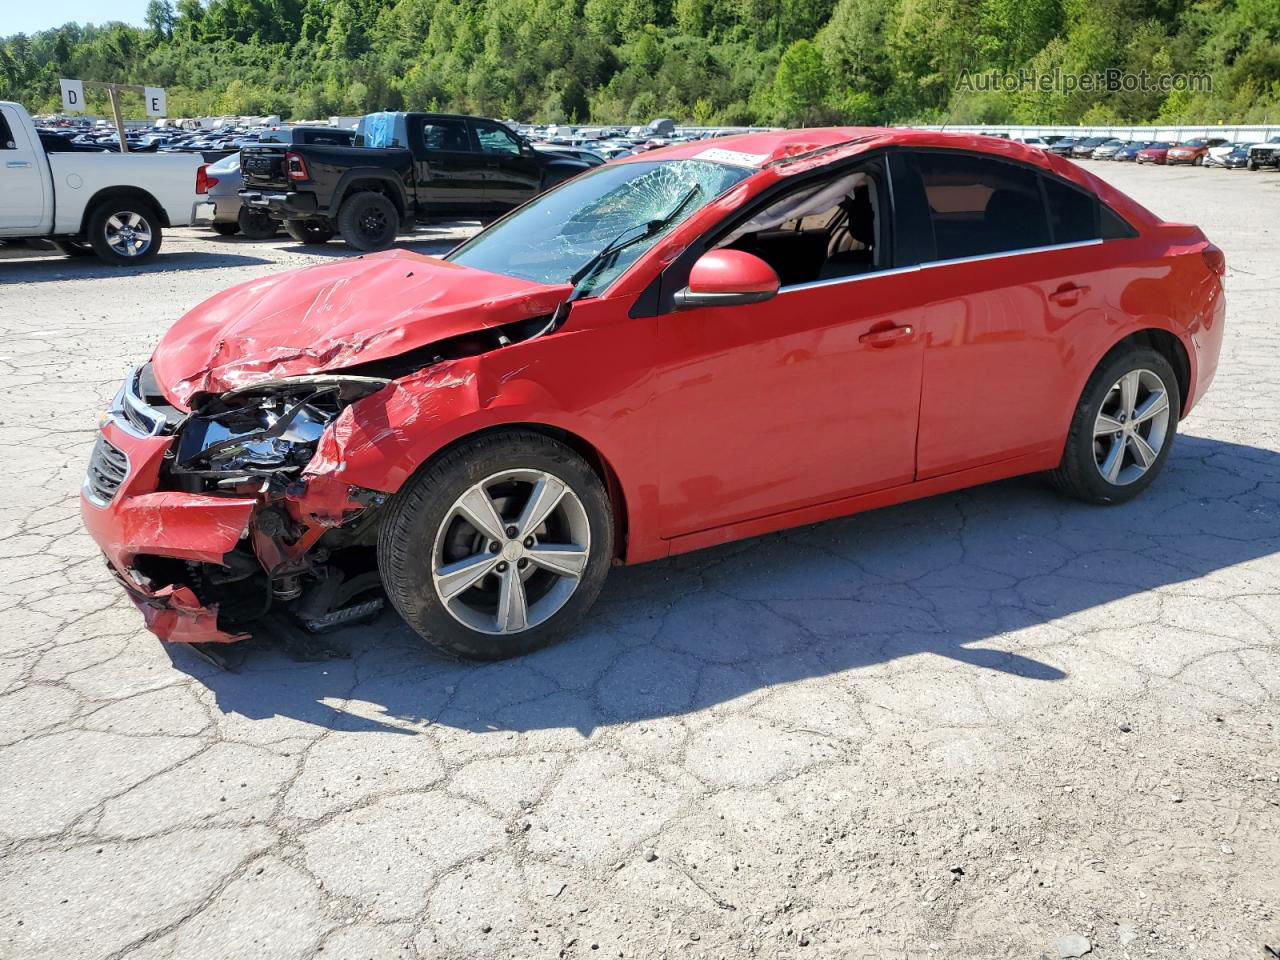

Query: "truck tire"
(284, 219), (335, 244)
(237, 207), (278, 240)
(53, 240), (95, 257)
(337, 191), (398, 252)
(211, 222), (240, 236)
(86, 201), (162, 266)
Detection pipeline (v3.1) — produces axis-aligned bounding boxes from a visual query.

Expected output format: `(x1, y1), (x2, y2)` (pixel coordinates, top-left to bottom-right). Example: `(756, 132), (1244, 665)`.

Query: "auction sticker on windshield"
(693, 147), (771, 167)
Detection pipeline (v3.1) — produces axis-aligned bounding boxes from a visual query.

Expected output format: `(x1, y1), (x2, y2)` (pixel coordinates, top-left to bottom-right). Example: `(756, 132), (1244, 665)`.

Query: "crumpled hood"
(152, 249), (571, 407)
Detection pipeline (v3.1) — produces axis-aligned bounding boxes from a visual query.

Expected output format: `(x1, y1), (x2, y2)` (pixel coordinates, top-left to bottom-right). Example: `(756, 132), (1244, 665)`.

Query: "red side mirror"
(674, 249), (780, 310)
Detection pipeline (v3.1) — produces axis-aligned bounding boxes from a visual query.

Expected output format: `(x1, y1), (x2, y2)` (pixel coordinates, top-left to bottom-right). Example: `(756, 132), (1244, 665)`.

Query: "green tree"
(773, 38), (830, 123)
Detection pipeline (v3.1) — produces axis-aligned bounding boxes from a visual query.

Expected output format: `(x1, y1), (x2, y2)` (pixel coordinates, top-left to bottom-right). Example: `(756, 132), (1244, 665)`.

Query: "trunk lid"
(151, 249), (572, 408)
(240, 144), (289, 190)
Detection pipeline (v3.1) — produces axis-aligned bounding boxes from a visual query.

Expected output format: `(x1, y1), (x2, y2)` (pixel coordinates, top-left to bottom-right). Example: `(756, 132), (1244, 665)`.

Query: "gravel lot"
(0, 163), (1277, 960)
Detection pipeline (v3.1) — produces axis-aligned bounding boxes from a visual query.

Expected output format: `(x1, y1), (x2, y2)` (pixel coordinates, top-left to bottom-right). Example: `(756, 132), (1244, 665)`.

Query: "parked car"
(1203, 141), (1238, 167)
(1113, 141), (1153, 162)
(532, 144), (606, 167)
(210, 127), (355, 239)
(1090, 139), (1128, 160)
(1166, 137), (1230, 166)
(1247, 136), (1280, 170)
(0, 101), (210, 264)
(238, 111), (591, 250)
(1207, 145), (1250, 169)
(1071, 137), (1111, 159)
(1136, 142), (1174, 164)
(82, 129), (1225, 660)
(1013, 136), (1051, 149)
(1047, 138), (1079, 156)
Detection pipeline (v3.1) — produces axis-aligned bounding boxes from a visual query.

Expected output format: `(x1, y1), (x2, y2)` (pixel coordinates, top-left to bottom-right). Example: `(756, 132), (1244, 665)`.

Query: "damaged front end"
(82, 364), (395, 645)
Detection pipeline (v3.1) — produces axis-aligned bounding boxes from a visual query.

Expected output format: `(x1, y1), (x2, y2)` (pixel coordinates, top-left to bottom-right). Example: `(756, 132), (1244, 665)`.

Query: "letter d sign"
(144, 87), (167, 118)
(59, 79), (85, 113)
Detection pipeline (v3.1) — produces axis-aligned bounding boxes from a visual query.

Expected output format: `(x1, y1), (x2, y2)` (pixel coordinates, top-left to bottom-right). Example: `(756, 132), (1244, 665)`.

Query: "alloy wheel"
(104, 211), (153, 258)
(431, 469), (590, 635)
(1092, 368), (1171, 486)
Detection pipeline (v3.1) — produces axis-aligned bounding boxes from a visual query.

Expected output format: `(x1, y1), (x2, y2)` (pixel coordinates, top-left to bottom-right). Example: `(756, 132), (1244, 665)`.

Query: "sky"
(6, 0), (152, 35)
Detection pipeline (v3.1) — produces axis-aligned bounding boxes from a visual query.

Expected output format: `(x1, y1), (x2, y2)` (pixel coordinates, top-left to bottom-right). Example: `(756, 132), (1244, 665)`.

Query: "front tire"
(378, 432), (614, 660)
(337, 191), (398, 251)
(1051, 346), (1179, 504)
(86, 202), (162, 265)
(284, 219), (335, 244)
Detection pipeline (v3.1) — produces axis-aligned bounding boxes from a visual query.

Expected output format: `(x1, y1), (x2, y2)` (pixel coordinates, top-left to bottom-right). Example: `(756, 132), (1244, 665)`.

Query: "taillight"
(285, 152), (309, 182)
(195, 164), (210, 194)
(1202, 243), (1226, 277)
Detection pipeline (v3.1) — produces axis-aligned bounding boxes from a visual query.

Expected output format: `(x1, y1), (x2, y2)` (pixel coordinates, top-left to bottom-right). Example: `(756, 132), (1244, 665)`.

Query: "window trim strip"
(777, 237), (1105, 295)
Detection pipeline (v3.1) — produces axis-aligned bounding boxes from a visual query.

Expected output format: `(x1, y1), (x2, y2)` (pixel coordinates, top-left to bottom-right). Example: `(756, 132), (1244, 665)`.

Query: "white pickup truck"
(0, 101), (211, 265)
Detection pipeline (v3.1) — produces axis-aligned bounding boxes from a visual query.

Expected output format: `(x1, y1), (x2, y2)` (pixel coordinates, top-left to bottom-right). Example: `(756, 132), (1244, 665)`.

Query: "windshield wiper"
(567, 184), (702, 294)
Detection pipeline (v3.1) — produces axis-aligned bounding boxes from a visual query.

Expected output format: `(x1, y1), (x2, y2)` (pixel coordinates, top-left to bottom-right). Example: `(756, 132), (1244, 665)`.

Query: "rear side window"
(0, 111), (14, 150)
(1041, 177), (1098, 244)
(910, 151), (1050, 261)
(422, 119), (472, 153)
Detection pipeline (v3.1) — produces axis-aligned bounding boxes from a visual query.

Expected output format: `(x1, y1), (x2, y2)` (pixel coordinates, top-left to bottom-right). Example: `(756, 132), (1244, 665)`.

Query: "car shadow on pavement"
(0, 249), (275, 284)
(176, 433), (1280, 738)
(262, 237), (464, 258)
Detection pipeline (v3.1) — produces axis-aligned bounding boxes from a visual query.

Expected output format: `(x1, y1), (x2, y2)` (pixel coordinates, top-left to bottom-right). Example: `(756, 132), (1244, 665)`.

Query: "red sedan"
(82, 129), (1226, 660)
(1136, 142), (1173, 164)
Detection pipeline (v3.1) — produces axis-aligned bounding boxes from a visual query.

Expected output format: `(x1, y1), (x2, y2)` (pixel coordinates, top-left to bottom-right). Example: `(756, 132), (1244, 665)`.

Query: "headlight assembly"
(172, 375), (389, 479)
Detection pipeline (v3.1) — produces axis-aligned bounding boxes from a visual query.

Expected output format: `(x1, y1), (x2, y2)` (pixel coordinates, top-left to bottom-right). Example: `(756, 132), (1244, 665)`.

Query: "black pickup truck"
(238, 112), (592, 250)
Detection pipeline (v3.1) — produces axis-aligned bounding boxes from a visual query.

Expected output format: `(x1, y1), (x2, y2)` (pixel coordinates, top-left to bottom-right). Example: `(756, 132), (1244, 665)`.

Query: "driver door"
(653, 169), (925, 538)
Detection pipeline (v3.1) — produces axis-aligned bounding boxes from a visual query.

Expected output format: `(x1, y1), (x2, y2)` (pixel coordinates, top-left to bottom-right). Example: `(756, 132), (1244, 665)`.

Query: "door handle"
(5, 161), (32, 168)
(859, 324), (914, 346)
(1048, 283), (1090, 305)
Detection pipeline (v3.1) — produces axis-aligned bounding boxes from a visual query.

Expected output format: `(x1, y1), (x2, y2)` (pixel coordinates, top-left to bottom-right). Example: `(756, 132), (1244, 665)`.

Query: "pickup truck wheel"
(52, 240), (95, 257)
(284, 219), (335, 244)
(338, 192), (398, 252)
(238, 207), (278, 240)
(87, 202), (162, 265)
(211, 222), (240, 237)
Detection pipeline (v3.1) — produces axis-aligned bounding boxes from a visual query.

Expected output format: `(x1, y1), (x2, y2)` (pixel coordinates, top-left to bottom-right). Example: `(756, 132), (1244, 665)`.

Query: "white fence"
(909, 124), (1280, 142)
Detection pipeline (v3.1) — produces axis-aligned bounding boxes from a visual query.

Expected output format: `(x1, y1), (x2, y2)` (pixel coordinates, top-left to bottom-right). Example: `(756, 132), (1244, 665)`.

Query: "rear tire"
(1051, 346), (1179, 505)
(337, 191), (398, 251)
(86, 201), (162, 265)
(237, 207), (278, 240)
(378, 432), (613, 660)
(284, 219), (335, 244)
(211, 222), (240, 236)
(53, 239), (95, 257)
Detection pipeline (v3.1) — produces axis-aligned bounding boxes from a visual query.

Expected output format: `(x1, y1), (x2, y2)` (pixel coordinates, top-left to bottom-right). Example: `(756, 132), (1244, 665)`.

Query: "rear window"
(911, 151), (1049, 260)
(422, 119), (472, 153)
(1042, 177), (1098, 244)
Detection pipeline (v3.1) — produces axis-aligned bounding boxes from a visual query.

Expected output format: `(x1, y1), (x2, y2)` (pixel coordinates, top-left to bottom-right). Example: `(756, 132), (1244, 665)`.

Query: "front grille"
(111, 364), (177, 438)
(84, 434), (129, 506)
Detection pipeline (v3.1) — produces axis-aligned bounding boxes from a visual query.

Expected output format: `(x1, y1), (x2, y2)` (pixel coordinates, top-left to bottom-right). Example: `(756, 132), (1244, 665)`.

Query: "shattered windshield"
(447, 159), (754, 296)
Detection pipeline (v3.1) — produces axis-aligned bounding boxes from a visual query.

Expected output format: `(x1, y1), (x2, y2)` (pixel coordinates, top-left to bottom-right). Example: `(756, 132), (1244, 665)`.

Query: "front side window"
(422, 119), (471, 153)
(911, 151), (1049, 260)
(448, 159), (753, 296)
(474, 123), (521, 156)
(0, 112), (15, 150)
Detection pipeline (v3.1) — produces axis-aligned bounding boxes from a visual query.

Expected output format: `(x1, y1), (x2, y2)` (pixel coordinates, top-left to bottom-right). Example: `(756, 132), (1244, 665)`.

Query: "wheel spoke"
(516, 475), (566, 539)
(1100, 436), (1125, 483)
(496, 566), (528, 633)
(1133, 389), (1168, 424)
(1119, 370), (1140, 418)
(1094, 412), (1123, 436)
(527, 544), (588, 579)
(455, 484), (506, 543)
(107, 215), (124, 230)
(435, 552), (499, 600)
(1128, 431), (1158, 469)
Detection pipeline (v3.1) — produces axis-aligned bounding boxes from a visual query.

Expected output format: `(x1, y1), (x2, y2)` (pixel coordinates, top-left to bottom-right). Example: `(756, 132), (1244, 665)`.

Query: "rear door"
(890, 149), (1113, 477)
(471, 120), (541, 208)
(409, 116), (486, 215)
(0, 106), (49, 231)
